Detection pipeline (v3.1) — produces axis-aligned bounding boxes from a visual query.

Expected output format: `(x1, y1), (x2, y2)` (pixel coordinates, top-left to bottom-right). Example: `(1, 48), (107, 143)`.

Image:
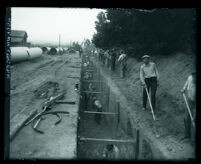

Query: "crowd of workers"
(80, 48), (196, 159)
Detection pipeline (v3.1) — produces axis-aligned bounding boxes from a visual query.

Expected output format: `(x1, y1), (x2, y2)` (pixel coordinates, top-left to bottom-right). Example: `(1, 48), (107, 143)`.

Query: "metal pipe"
(41, 47), (51, 54)
(11, 47), (29, 64)
(49, 47), (58, 55)
(79, 137), (135, 143)
(27, 47), (43, 60)
(11, 47), (43, 64)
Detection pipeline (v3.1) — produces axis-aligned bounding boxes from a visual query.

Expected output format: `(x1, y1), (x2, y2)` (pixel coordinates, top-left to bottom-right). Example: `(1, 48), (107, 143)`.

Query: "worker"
(104, 50), (110, 68)
(181, 72), (196, 140)
(87, 83), (95, 109)
(94, 99), (102, 124)
(102, 144), (120, 160)
(118, 50), (127, 78)
(110, 49), (117, 71)
(78, 47), (83, 58)
(82, 86), (89, 110)
(140, 55), (159, 112)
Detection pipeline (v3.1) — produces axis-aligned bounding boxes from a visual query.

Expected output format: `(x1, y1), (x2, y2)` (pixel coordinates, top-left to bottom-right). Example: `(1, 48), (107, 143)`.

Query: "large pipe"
(41, 47), (48, 53)
(11, 47), (29, 64)
(11, 47), (43, 64)
(49, 48), (58, 55)
(27, 47), (43, 60)
(41, 47), (51, 54)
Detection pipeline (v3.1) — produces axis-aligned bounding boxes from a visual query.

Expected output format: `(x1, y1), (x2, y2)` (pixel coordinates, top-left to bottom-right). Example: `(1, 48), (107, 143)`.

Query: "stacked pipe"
(41, 47), (51, 54)
(49, 47), (67, 55)
(11, 47), (43, 64)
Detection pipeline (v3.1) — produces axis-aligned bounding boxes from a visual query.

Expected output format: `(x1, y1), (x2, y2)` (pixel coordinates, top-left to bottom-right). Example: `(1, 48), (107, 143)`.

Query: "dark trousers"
(95, 107), (102, 124)
(143, 77), (157, 111)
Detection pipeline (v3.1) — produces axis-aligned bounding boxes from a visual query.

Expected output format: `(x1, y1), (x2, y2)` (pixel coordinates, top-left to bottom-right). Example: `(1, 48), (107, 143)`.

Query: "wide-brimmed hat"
(142, 55), (150, 59)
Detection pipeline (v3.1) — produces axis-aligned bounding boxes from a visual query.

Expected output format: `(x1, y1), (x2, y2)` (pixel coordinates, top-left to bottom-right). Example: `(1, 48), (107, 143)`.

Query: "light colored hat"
(142, 55), (150, 59)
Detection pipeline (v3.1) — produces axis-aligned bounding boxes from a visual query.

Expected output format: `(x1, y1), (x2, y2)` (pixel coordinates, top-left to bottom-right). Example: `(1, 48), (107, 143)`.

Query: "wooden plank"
(79, 137), (135, 143)
(82, 80), (102, 83)
(82, 91), (101, 94)
(135, 129), (140, 160)
(83, 111), (117, 115)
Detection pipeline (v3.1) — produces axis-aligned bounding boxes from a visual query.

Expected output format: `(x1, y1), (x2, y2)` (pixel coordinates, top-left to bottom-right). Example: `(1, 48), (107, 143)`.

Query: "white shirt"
(118, 54), (126, 62)
(140, 62), (159, 84)
(183, 75), (196, 101)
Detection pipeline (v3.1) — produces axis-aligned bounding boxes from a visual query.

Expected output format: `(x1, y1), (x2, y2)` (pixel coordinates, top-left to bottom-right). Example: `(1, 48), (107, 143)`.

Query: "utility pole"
(59, 34), (61, 54)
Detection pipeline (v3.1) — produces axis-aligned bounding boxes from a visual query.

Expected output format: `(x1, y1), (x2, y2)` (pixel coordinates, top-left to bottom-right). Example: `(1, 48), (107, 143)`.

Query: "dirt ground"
(9, 50), (195, 160)
(10, 52), (81, 159)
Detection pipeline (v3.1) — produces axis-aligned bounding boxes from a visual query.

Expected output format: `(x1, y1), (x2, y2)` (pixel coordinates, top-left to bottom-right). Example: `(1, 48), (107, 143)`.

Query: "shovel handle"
(182, 93), (195, 128)
(145, 87), (156, 121)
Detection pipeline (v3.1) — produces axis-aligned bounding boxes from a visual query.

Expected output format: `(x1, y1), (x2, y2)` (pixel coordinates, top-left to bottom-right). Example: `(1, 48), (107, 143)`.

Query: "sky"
(11, 8), (105, 45)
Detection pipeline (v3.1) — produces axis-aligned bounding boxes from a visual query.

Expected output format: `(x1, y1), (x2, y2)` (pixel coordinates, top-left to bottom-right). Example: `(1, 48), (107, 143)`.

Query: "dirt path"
(10, 52), (81, 159)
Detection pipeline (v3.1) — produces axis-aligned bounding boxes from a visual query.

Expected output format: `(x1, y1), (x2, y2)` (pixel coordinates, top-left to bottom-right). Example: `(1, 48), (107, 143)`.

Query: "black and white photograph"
(5, 8), (197, 160)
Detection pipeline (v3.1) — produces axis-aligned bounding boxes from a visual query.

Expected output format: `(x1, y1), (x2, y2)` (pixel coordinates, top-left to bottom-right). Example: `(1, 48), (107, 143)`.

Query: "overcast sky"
(11, 8), (105, 45)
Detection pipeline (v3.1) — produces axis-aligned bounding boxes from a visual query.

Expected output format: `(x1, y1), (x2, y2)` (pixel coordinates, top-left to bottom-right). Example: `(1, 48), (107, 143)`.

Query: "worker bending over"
(181, 72), (196, 141)
(140, 55), (159, 112)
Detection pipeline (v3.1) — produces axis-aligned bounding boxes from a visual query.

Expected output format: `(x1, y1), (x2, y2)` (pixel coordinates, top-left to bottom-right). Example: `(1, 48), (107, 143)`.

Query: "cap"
(142, 55), (150, 59)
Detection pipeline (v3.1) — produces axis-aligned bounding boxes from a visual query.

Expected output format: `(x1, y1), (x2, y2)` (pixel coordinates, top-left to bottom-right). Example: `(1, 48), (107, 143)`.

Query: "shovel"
(182, 93), (195, 128)
(145, 87), (156, 121)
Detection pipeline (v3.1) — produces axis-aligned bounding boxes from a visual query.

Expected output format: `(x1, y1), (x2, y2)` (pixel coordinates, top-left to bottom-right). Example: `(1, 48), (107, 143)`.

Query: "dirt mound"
(118, 52), (195, 139)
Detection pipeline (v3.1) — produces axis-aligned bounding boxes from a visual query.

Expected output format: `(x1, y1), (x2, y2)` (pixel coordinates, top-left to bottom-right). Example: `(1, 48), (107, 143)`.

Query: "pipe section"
(27, 48), (43, 60)
(11, 47), (29, 63)
(11, 47), (43, 64)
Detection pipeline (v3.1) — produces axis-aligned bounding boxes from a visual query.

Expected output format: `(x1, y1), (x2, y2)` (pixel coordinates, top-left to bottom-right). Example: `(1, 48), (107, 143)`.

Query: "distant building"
(11, 30), (30, 47)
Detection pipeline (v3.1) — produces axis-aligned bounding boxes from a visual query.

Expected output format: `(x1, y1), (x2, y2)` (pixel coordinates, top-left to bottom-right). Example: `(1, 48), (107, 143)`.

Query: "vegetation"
(92, 8), (197, 59)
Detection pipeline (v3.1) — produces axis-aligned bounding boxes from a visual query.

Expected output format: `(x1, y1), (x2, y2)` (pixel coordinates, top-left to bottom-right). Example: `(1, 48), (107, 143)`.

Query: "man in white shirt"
(181, 72), (196, 140)
(140, 55), (159, 112)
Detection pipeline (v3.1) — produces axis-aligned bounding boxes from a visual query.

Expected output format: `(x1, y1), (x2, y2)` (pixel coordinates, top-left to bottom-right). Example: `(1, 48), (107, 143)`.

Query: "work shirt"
(183, 75), (196, 102)
(118, 54), (126, 62)
(140, 62), (159, 84)
(102, 145), (120, 159)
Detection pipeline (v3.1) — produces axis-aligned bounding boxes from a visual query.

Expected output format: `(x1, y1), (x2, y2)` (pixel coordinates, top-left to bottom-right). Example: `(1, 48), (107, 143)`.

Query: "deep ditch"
(77, 56), (157, 160)
(77, 54), (195, 161)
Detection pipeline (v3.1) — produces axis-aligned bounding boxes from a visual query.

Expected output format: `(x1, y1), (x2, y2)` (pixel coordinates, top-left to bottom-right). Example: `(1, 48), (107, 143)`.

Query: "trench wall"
(88, 58), (167, 160)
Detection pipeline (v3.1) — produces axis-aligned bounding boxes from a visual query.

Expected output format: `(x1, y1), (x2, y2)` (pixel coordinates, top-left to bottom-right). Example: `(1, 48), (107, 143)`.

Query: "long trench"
(77, 55), (137, 160)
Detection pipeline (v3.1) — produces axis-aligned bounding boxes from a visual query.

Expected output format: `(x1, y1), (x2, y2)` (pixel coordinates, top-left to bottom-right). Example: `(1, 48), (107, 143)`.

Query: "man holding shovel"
(140, 55), (159, 114)
(181, 72), (196, 141)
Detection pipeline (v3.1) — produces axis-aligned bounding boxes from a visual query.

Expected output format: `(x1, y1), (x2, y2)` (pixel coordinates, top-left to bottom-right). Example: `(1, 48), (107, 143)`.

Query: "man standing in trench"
(181, 72), (196, 141)
(94, 99), (102, 124)
(140, 55), (159, 112)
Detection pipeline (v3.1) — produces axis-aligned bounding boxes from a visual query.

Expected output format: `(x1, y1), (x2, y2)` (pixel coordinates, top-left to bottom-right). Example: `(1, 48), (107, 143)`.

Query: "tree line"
(92, 8), (197, 59)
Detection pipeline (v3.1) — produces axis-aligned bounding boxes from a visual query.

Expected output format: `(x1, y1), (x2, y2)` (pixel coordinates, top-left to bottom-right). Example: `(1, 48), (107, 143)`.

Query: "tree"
(92, 8), (197, 59)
